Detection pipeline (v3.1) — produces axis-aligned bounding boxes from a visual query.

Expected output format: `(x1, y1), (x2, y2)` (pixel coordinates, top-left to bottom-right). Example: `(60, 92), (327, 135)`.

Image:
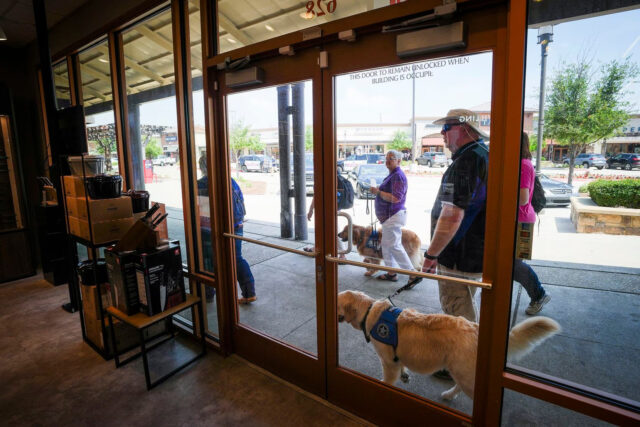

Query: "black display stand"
(107, 294), (206, 390)
(60, 154), (115, 359)
(36, 204), (70, 287)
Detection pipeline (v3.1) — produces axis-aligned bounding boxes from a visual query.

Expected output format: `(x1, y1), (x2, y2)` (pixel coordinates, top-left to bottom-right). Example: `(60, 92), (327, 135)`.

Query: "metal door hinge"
(316, 264), (324, 283)
(339, 29), (356, 42)
(318, 51), (328, 69)
(279, 45), (295, 56)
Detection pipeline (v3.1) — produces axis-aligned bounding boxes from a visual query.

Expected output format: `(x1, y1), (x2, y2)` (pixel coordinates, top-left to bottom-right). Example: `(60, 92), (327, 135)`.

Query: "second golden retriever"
(337, 290), (560, 400)
(338, 224), (423, 276)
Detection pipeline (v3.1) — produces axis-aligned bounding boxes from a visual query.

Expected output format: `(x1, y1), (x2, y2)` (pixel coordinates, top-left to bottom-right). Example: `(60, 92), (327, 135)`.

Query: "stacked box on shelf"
(62, 176), (134, 244)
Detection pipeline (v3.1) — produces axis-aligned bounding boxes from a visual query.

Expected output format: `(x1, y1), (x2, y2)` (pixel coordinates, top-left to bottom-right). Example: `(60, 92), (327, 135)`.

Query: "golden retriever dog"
(337, 290), (560, 400)
(338, 224), (423, 276)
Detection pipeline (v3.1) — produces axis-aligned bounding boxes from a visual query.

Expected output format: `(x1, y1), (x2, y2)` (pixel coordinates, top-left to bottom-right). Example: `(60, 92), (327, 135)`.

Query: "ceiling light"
(227, 38), (236, 44)
(0, 25), (7, 41)
(300, 11), (314, 20)
(265, 24), (274, 32)
(99, 58), (108, 63)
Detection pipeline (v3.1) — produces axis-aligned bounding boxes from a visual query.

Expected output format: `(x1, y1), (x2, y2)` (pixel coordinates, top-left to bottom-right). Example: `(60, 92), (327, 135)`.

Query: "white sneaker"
(526, 294), (550, 315)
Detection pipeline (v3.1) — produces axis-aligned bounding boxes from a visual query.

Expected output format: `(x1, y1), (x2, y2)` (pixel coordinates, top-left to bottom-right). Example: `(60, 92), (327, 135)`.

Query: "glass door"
(321, 9), (504, 424)
(218, 49), (325, 394)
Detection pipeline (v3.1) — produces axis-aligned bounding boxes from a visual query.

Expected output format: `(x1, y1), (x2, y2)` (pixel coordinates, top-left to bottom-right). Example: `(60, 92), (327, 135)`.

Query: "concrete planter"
(570, 196), (640, 235)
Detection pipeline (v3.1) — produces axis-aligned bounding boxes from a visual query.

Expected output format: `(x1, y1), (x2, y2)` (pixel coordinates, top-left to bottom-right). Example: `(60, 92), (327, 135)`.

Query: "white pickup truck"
(152, 155), (176, 166)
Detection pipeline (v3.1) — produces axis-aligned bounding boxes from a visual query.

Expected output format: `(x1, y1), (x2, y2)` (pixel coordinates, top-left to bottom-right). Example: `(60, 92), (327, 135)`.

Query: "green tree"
(305, 125), (313, 152)
(145, 138), (163, 159)
(229, 121), (264, 161)
(87, 125), (117, 172)
(544, 58), (638, 185)
(389, 130), (411, 151)
(86, 124), (168, 171)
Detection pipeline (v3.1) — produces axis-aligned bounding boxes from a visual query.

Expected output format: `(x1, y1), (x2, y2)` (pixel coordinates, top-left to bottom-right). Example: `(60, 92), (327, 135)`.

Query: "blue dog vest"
(365, 229), (382, 252)
(370, 307), (403, 354)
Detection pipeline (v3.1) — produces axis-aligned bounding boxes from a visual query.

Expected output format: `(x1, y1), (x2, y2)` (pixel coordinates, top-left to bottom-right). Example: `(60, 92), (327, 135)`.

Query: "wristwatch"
(424, 251), (438, 260)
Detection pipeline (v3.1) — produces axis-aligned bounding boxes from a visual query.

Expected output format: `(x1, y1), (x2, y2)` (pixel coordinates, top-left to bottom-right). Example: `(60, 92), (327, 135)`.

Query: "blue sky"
(88, 8), (640, 128)
(524, 9), (640, 110)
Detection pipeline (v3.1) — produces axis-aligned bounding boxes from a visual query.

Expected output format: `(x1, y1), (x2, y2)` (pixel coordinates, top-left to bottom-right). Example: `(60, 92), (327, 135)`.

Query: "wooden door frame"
(212, 47), (327, 396)
(201, 0), (640, 424)
(321, 2), (509, 425)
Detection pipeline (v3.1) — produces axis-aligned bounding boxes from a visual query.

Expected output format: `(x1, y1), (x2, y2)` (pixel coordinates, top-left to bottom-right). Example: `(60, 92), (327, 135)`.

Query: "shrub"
(578, 184), (589, 194)
(587, 179), (640, 209)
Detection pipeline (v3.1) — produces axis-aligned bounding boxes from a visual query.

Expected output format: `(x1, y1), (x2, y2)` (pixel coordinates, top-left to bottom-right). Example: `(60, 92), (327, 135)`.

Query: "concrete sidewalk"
(232, 219), (639, 422)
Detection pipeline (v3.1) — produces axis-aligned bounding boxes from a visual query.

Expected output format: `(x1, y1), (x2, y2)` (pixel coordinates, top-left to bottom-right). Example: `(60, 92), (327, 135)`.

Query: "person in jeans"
(370, 150), (421, 287)
(197, 155), (215, 302)
(515, 133), (550, 315)
(232, 178), (256, 304)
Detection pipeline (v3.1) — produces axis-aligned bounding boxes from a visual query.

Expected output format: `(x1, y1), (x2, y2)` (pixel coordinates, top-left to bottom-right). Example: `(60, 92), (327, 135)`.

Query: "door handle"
(337, 211), (352, 255)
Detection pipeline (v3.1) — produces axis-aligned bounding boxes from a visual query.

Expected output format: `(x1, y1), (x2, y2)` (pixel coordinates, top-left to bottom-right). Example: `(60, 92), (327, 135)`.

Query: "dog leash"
(386, 278), (421, 306)
(366, 190), (380, 250)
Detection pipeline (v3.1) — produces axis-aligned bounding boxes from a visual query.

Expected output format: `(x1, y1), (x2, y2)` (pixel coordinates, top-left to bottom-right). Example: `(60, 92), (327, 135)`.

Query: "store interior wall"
(0, 45), (45, 273)
(0, 0), (161, 274)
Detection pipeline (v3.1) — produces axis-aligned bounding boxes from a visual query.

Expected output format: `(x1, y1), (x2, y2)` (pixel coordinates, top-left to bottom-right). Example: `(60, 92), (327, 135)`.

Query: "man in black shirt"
(422, 109), (489, 323)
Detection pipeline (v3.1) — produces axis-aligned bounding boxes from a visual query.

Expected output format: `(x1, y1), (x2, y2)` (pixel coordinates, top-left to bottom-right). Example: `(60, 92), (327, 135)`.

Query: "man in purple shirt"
(370, 150), (420, 286)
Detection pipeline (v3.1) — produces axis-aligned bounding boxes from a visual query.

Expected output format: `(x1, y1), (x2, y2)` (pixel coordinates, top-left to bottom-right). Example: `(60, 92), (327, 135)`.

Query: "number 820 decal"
(305, 0), (337, 17)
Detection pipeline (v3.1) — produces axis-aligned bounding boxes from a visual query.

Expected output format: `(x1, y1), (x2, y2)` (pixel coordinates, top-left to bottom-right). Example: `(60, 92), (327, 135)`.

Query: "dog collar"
(360, 303), (373, 343)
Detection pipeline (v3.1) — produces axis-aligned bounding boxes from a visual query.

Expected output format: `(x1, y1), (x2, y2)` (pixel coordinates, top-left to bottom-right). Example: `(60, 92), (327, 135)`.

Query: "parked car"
(238, 154), (274, 172)
(152, 155), (176, 166)
(349, 164), (388, 199)
(337, 153), (385, 174)
(606, 153), (640, 170)
(538, 173), (573, 207)
(416, 151), (447, 167)
(288, 153), (315, 194)
(563, 153), (606, 169)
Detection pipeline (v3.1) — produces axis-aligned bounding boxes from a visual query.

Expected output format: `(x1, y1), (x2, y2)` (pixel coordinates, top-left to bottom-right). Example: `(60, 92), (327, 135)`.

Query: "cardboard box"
(105, 249), (139, 315)
(66, 196), (132, 222)
(63, 175), (86, 197)
(80, 282), (113, 321)
(136, 241), (185, 316)
(80, 281), (113, 349)
(68, 216), (134, 244)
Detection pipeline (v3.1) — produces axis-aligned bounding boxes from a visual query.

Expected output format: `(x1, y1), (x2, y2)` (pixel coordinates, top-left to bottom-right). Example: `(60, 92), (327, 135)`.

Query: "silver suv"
(416, 152), (448, 167)
(564, 153), (606, 170)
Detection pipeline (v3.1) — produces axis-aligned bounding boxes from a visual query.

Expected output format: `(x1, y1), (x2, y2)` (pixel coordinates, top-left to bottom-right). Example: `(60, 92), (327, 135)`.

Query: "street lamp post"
(536, 25), (553, 172)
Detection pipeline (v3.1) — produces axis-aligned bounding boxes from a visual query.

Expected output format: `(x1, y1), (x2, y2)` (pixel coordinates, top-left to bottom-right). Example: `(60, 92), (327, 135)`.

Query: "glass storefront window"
(122, 9), (188, 266)
(217, 0), (406, 54)
(79, 40), (120, 175)
(52, 60), (72, 109)
(188, 0), (215, 276)
(507, 0), (640, 408)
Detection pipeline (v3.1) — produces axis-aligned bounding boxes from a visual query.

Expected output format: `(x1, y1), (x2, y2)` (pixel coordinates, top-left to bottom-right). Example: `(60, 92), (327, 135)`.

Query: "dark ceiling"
(0, 0), (88, 48)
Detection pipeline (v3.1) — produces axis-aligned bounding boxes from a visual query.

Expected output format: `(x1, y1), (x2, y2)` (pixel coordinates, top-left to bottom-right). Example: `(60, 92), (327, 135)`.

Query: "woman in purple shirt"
(371, 150), (420, 286)
(515, 133), (549, 314)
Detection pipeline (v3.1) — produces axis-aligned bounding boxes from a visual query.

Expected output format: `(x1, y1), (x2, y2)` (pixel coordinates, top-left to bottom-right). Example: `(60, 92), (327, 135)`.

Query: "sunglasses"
(441, 123), (462, 132)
